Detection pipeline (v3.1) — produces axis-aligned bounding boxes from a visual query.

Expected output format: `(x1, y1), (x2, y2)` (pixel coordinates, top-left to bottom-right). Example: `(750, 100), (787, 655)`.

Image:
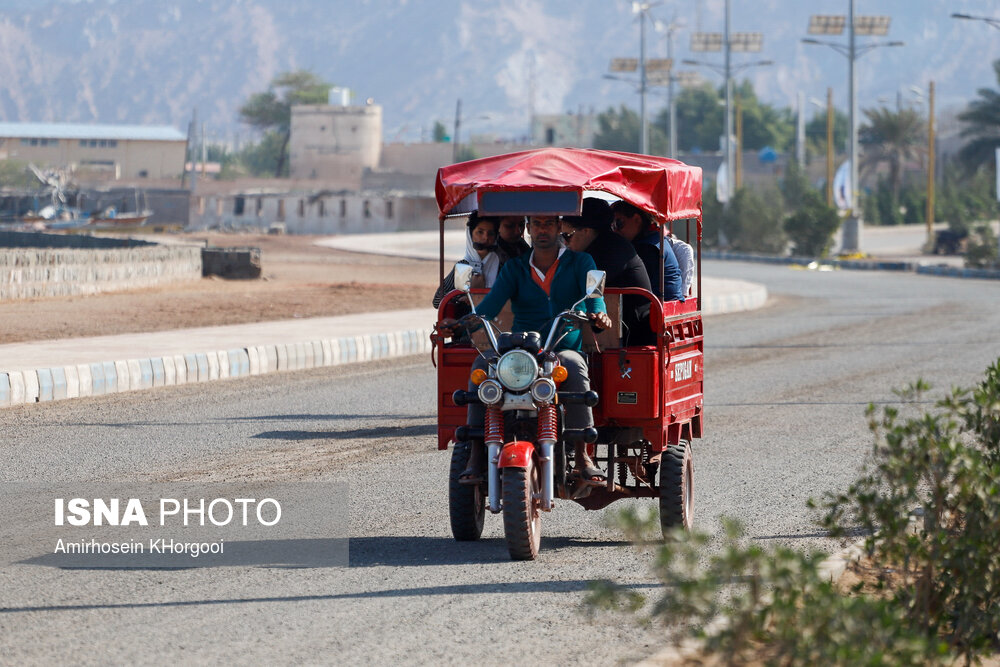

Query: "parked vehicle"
(432, 148), (704, 560)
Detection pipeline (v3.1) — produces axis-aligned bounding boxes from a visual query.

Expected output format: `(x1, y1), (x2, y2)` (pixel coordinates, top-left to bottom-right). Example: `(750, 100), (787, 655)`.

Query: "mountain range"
(0, 0), (996, 144)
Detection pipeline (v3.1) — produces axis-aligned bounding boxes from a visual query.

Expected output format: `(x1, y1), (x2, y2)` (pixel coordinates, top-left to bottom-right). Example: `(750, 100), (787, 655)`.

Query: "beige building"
(531, 112), (596, 148)
(289, 103), (382, 181)
(0, 122), (186, 180)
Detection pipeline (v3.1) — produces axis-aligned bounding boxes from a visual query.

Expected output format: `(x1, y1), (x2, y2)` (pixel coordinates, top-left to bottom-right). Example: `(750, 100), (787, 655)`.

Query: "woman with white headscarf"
(432, 212), (501, 308)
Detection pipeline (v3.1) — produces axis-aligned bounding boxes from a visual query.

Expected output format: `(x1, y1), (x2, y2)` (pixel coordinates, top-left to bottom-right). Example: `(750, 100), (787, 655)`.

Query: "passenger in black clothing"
(611, 200), (684, 301)
(561, 198), (656, 346)
(495, 215), (530, 259)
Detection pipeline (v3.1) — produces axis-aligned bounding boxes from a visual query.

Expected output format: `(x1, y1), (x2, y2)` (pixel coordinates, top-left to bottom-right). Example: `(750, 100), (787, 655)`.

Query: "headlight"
(477, 379), (503, 405)
(530, 378), (556, 403)
(495, 349), (538, 391)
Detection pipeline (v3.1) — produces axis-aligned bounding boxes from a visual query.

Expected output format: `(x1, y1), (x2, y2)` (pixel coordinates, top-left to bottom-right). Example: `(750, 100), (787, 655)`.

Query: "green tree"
(805, 107), (848, 162)
(859, 106), (925, 202)
(784, 189), (841, 257)
(669, 83), (723, 152)
(732, 80), (796, 152)
(0, 159), (36, 188)
(238, 70), (333, 177)
(779, 158), (813, 211)
(958, 59), (1000, 171)
(592, 105), (667, 155)
(432, 121), (449, 143)
(660, 79), (795, 154)
(874, 178), (902, 225)
(725, 185), (787, 254)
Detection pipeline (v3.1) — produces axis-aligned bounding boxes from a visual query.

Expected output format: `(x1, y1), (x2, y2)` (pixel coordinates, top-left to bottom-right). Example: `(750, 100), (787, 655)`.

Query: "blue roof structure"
(0, 122), (186, 142)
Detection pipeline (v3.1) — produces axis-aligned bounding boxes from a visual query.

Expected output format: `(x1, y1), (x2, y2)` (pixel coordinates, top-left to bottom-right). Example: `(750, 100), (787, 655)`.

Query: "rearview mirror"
(584, 270), (606, 300)
(453, 263), (474, 292)
(452, 262), (478, 314)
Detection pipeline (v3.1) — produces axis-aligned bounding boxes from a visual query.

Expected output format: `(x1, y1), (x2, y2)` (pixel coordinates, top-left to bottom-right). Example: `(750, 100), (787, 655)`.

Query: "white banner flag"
(833, 160), (852, 211)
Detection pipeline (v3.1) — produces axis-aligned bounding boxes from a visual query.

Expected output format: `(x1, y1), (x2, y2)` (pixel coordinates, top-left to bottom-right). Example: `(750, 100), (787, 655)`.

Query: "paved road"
(2, 260), (1000, 664)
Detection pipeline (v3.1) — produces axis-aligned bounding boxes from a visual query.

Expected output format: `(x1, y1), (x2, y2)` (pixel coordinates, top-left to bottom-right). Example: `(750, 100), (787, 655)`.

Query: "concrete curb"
(0, 328), (434, 409)
(636, 537), (868, 666)
(701, 283), (768, 315)
(705, 250), (1000, 280)
(916, 264), (1000, 280)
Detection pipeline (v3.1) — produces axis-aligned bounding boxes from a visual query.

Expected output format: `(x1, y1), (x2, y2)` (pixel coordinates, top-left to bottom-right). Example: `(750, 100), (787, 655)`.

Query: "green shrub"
(701, 182), (725, 249)
(589, 359), (1000, 665)
(725, 186), (787, 254)
(862, 189), (880, 226)
(783, 190), (841, 257)
(588, 515), (947, 666)
(820, 367), (1000, 661)
(875, 179), (902, 226)
(964, 223), (999, 269)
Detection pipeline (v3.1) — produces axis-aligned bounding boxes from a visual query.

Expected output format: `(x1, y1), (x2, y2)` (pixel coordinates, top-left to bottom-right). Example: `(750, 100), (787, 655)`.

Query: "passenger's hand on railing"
(437, 317), (461, 336)
(468, 272), (486, 289)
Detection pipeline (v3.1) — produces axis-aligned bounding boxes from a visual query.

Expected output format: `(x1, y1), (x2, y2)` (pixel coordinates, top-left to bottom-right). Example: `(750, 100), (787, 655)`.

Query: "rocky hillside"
(0, 0), (996, 142)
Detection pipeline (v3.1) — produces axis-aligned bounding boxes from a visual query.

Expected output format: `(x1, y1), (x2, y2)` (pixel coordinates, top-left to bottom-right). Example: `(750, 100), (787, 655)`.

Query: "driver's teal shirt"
(475, 249), (607, 352)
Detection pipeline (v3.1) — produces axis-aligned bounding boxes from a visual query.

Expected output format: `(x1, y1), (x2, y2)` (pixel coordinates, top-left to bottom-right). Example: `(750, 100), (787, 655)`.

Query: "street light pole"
(846, 0), (860, 252)
(951, 12), (1000, 30)
(667, 23), (678, 157)
(803, 8), (902, 253)
(827, 87), (835, 207)
(640, 10), (648, 154)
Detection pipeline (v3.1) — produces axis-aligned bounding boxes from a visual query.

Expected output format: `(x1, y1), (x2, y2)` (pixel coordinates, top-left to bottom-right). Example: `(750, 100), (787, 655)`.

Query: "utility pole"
(453, 99), (461, 163)
(724, 0), (733, 195)
(735, 98), (743, 190)
(666, 21), (678, 157)
(796, 92), (806, 165)
(926, 80), (935, 243)
(826, 87), (834, 207)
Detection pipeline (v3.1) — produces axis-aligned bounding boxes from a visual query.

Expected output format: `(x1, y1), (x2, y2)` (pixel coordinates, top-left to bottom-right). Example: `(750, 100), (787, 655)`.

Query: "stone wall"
(0, 232), (202, 300)
(188, 192), (440, 234)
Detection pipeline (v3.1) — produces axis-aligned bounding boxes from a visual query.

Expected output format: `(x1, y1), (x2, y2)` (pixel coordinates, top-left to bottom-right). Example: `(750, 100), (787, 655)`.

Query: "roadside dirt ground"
(0, 233), (441, 343)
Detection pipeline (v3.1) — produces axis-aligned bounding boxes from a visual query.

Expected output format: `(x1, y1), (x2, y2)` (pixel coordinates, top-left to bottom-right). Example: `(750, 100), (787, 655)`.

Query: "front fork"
(484, 403), (558, 513)
(485, 406), (503, 513)
(536, 404), (557, 511)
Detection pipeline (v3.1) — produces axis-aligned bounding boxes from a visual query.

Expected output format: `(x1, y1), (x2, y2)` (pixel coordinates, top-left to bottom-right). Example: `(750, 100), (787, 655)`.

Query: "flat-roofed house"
(0, 122), (186, 180)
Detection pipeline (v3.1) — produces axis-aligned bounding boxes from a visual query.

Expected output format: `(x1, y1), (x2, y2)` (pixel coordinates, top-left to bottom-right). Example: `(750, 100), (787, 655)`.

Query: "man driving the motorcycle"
(448, 215), (613, 486)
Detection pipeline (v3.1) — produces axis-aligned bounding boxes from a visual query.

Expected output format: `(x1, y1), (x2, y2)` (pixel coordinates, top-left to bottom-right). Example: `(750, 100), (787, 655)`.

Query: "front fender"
(497, 440), (535, 468)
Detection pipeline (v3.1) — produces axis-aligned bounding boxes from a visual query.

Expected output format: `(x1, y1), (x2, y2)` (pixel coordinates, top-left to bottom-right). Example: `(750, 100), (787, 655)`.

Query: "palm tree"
(958, 59), (1000, 171)
(858, 106), (925, 202)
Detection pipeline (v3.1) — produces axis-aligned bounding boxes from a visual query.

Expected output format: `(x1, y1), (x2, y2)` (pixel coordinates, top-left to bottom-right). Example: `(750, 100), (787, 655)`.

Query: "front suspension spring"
(484, 406), (504, 445)
(537, 404), (557, 442)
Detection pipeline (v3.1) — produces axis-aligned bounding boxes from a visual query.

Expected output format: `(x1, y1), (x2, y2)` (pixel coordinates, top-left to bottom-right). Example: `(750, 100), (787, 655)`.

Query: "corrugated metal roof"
(0, 122), (186, 142)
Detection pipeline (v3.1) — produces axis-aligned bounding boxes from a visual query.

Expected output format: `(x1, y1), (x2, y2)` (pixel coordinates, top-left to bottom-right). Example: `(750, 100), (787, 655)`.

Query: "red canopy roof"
(434, 147), (702, 224)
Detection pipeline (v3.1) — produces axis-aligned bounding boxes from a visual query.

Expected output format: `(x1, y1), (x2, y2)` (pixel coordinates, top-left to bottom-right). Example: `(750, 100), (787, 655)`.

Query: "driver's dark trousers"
(466, 349), (593, 431)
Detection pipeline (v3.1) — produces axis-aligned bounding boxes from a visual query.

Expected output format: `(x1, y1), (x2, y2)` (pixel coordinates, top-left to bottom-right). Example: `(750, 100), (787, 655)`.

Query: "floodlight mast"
(607, 2), (665, 155)
(803, 2), (903, 253)
(849, 0), (857, 250)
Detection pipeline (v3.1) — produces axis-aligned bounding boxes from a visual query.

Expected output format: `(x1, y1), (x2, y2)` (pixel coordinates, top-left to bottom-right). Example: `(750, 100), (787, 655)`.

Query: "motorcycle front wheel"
(501, 456), (542, 560)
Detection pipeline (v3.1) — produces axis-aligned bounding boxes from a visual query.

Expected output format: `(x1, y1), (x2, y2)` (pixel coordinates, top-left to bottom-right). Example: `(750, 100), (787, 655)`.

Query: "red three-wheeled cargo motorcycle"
(431, 148), (704, 560)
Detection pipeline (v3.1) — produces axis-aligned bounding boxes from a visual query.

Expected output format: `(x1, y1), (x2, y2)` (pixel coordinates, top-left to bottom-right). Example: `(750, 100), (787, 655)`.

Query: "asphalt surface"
(2, 259), (1000, 664)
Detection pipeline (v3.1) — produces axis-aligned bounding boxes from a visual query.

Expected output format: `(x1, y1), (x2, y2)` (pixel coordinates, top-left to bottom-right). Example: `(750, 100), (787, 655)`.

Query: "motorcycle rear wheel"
(659, 440), (694, 537)
(449, 441), (485, 541)
(502, 457), (542, 560)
